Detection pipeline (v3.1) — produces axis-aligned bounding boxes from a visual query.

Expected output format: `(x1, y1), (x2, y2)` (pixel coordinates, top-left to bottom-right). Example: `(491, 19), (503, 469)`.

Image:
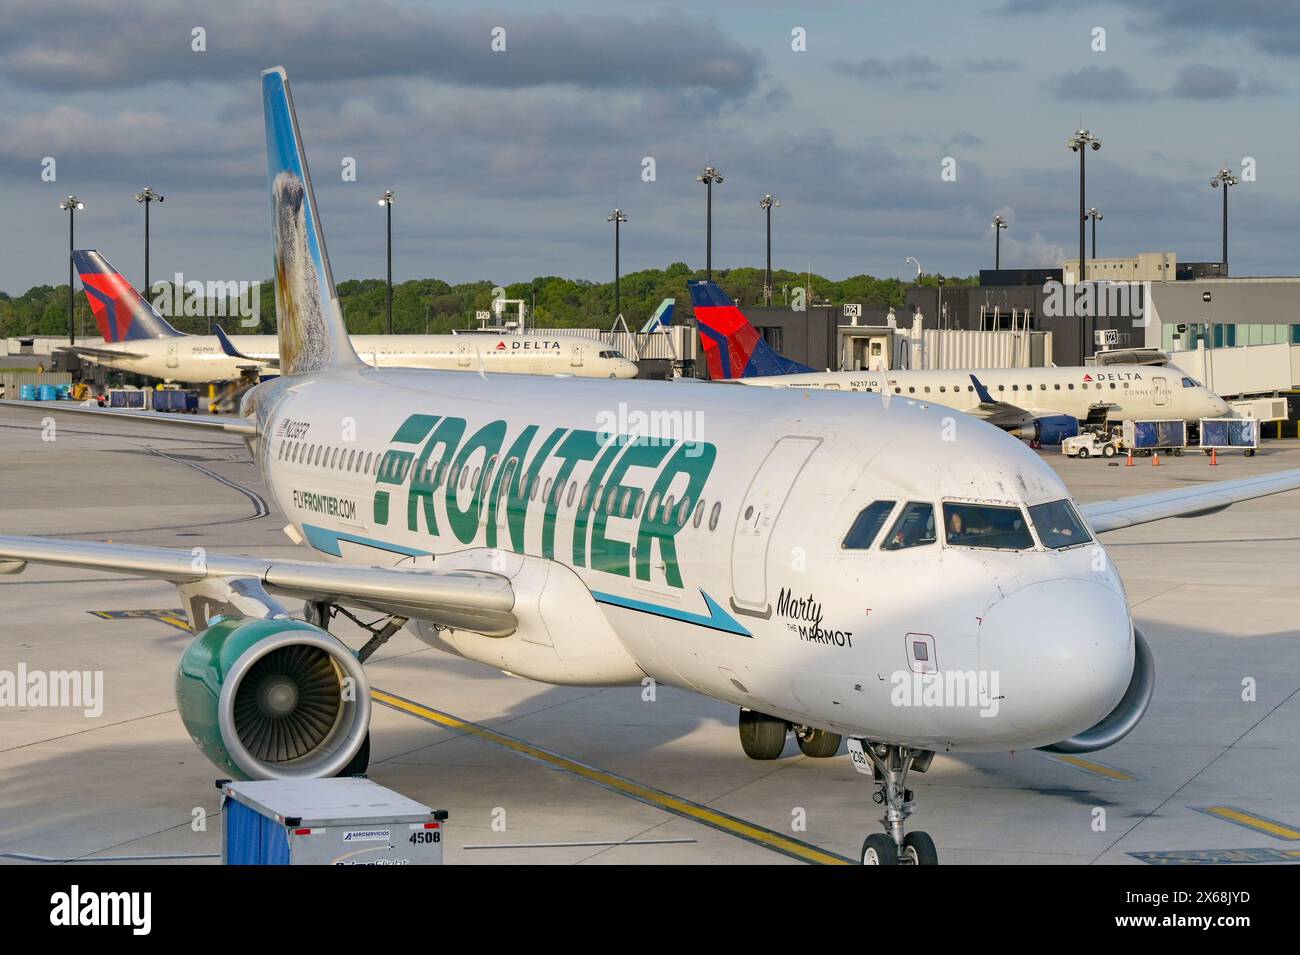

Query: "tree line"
(0, 264), (976, 339)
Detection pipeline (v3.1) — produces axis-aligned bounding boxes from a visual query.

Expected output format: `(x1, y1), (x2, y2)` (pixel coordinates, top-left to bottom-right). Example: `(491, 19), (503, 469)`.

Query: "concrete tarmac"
(2, 404), (1298, 865)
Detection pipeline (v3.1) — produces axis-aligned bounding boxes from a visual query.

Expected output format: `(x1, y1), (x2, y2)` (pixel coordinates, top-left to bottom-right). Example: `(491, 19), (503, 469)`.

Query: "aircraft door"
(730, 436), (822, 616)
(457, 339), (471, 367)
(571, 344), (583, 367)
(167, 341), (179, 368)
(1153, 376), (1168, 407)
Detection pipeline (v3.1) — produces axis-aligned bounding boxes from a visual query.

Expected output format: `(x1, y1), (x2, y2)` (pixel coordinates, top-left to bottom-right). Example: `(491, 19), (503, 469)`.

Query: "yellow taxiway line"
(1198, 806), (1300, 840)
(372, 687), (854, 865)
(1044, 753), (1135, 781)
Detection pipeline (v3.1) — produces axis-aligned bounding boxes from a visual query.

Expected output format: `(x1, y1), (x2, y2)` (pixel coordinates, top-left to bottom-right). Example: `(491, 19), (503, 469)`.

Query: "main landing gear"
(857, 742), (939, 866)
(738, 709), (843, 759)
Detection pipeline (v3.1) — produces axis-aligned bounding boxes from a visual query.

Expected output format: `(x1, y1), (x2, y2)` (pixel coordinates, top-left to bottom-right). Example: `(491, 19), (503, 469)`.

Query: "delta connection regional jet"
(64, 250), (638, 385)
(3, 67), (1299, 866)
(688, 281), (1230, 442)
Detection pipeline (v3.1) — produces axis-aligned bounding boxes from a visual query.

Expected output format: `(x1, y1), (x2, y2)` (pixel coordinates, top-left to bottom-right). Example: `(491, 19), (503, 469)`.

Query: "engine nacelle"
(1039, 628), (1154, 754)
(1010, 415), (1080, 445)
(175, 616), (370, 780)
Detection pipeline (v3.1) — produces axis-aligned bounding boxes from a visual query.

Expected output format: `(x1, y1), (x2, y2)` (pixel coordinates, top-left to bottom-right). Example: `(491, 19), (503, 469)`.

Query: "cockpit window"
(1028, 500), (1092, 549)
(599, 350), (624, 359)
(1180, 376), (1199, 388)
(882, 502), (936, 550)
(943, 503), (1033, 550)
(842, 500), (895, 549)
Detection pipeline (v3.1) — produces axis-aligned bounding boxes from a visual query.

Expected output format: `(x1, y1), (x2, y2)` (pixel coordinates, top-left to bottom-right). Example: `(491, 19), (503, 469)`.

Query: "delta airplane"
(3, 67), (1299, 865)
(689, 281), (1230, 442)
(66, 250), (638, 384)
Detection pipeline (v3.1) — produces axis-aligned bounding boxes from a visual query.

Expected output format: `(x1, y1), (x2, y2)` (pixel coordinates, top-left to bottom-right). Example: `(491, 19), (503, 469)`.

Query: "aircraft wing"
(1081, 469), (1300, 533)
(56, 344), (147, 361)
(0, 398), (256, 436)
(0, 534), (516, 636)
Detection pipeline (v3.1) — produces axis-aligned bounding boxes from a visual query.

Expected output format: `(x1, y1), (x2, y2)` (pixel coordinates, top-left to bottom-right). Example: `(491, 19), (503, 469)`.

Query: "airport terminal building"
(712, 253), (1300, 411)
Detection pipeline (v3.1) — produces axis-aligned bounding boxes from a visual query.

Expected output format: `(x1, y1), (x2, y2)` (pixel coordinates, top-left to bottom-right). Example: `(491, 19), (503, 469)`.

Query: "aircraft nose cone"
(979, 578), (1133, 744)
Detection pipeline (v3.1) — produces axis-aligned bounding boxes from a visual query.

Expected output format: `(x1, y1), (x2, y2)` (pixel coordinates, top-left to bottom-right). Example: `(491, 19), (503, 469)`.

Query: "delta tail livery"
(67, 250), (637, 384)
(690, 280), (1229, 439)
(4, 67), (1299, 866)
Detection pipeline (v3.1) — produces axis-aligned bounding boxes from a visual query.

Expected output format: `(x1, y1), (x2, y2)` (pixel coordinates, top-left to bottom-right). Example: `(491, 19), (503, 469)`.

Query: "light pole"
(1210, 168), (1239, 274)
(936, 274), (946, 370)
(1086, 207), (1102, 259)
(607, 209), (627, 319)
(134, 186), (164, 298)
(1066, 130), (1101, 283)
(991, 215), (1008, 269)
(377, 190), (395, 333)
(696, 166), (723, 280)
(760, 195), (780, 305)
(59, 195), (85, 344)
(1067, 129), (1100, 361)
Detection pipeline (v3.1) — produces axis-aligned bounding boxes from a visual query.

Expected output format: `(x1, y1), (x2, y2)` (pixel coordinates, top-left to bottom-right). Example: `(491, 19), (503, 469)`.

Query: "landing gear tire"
(861, 833), (898, 866)
(854, 741), (939, 865)
(796, 726), (842, 757)
(738, 708), (787, 760)
(1077, 447), (1090, 458)
(901, 831), (939, 866)
(335, 731), (370, 777)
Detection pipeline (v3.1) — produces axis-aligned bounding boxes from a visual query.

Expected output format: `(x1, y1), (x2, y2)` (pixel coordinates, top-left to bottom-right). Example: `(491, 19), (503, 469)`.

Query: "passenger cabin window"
(882, 502), (936, 550)
(943, 503), (1033, 550)
(842, 500), (895, 549)
(1028, 500), (1092, 549)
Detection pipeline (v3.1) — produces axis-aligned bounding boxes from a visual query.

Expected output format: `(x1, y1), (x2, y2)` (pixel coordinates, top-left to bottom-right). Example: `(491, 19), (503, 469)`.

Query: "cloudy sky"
(2, 0), (1297, 295)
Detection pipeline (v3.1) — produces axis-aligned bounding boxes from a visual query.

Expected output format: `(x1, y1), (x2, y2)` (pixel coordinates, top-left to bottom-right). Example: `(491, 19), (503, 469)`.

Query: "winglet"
(215, 323), (279, 368)
(262, 66), (361, 375)
(969, 373), (996, 404)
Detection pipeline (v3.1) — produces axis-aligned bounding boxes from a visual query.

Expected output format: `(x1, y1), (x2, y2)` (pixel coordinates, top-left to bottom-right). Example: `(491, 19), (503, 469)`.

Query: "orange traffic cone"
(1126, 449), (1134, 466)
(1152, 452), (1160, 466)
(1210, 448), (1218, 466)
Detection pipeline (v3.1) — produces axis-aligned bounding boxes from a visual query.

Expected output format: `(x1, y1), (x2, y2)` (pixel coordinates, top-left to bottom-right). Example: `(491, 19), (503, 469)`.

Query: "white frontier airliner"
(67, 250), (638, 384)
(3, 67), (1297, 865)
(689, 281), (1229, 441)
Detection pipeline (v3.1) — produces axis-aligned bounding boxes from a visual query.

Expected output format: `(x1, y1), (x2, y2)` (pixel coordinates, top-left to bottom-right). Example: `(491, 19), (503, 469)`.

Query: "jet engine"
(1039, 628), (1154, 754)
(1009, 414), (1080, 446)
(175, 616), (370, 779)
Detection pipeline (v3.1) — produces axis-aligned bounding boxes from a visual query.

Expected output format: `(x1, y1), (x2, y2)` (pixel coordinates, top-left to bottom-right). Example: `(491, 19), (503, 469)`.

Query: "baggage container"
(1122, 419), (1186, 451)
(108, 389), (148, 409)
(1200, 417), (1258, 456)
(221, 778), (448, 866)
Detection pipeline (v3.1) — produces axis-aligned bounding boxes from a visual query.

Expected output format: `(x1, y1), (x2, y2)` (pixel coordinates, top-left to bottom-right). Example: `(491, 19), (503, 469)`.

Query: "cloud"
(947, 131), (985, 149)
(1053, 66), (1141, 100)
(1169, 64), (1240, 99)
(998, 0), (1300, 58)
(0, 2), (762, 98)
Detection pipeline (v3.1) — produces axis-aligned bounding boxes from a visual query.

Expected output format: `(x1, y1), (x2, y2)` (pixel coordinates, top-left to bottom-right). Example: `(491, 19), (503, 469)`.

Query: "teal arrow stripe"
(592, 588), (751, 637)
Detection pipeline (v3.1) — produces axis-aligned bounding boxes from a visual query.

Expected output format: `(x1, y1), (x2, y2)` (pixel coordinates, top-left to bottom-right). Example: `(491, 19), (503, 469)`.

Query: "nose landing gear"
(854, 741), (939, 865)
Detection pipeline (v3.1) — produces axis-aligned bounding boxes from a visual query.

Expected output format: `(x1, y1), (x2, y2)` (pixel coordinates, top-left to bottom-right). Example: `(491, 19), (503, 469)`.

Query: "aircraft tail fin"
(688, 280), (814, 379)
(74, 250), (183, 342)
(261, 66), (361, 376)
(638, 298), (675, 333)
